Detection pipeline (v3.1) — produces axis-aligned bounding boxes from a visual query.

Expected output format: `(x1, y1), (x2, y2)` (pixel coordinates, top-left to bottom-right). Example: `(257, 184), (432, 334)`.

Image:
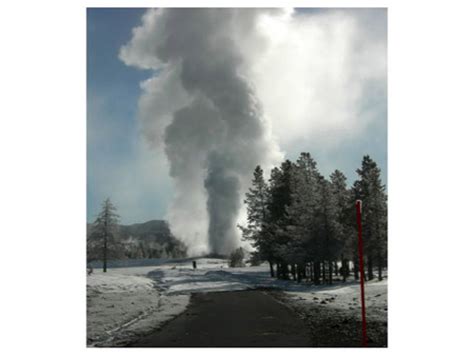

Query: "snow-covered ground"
(87, 258), (387, 346)
(283, 279), (388, 323)
(87, 266), (189, 346)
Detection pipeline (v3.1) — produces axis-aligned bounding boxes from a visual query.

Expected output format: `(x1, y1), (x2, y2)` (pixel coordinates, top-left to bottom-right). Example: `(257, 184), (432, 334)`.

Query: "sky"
(87, 8), (174, 224)
(87, 8), (387, 225)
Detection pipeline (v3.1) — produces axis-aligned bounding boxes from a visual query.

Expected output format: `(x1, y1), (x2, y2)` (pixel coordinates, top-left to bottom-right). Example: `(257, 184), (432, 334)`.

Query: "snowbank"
(87, 266), (189, 347)
(283, 279), (388, 323)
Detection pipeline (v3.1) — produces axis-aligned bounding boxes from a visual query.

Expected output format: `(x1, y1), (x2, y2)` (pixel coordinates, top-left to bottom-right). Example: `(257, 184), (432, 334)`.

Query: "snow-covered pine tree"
(285, 152), (321, 283)
(353, 155), (387, 281)
(89, 198), (120, 272)
(316, 176), (343, 284)
(329, 170), (351, 281)
(239, 166), (275, 276)
(241, 154), (387, 284)
(267, 160), (294, 279)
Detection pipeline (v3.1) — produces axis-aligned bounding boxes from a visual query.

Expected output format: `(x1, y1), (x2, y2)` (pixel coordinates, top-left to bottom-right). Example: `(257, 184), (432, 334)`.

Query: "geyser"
(120, 8), (283, 255)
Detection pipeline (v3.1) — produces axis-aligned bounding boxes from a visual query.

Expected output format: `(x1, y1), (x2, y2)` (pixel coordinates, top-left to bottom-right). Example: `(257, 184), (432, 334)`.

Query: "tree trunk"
(353, 258), (359, 280)
(328, 260), (333, 284)
(377, 252), (383, 281)
(343, 258), (349, 282)
(291, 264), (297, 280)
(269, 261), (275, 278)
(103, 234), (107, 273)
(314, 260), (321, 285)
(297, 264), (303, 283)
(334, 261), (338, 276)
(368, 255), (374, 280)
(281, 263), (289, 280)
(342, 259), (346, 282)
(322, 261), (327, 284)
(340, 254), (346, 282)
(309, 262), (314, 282)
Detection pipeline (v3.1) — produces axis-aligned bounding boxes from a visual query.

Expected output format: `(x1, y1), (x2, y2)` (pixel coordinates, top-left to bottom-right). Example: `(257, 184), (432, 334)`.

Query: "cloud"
(248, 8), (387, 150)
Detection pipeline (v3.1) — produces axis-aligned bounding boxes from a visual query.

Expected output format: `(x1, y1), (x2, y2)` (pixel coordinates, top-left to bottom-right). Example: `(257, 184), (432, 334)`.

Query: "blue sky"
(87, 8), (173, 223)
(87, 8), (387, 224)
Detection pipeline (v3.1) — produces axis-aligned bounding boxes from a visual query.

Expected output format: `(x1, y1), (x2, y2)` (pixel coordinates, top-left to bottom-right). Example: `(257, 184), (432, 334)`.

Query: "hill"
(87, 220), (187, 260)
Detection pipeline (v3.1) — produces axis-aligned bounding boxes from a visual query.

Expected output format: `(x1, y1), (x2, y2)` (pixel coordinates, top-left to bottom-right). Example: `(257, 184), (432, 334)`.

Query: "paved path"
(129, 290), (312, 347)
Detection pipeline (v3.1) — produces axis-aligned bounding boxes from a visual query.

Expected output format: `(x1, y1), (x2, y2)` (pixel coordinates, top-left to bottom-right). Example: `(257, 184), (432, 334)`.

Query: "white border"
(2, 1), (474, 355)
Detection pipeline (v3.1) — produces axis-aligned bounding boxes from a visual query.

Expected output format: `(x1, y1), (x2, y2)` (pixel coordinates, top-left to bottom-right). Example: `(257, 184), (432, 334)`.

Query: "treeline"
(240, 153), (387, 284)
(89, 235), (187, 261)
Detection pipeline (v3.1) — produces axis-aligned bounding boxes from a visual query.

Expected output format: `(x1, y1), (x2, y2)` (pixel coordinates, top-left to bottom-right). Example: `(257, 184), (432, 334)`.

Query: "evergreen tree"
(240, 153), (387, 284)
(316, 176), (343, 284)
(88, 198), (120, 272)
(285, 153), (321, 283)
(239, 166), (275, 276)
(330, 170), (350, 281)
(353, 155), (387, 280)
(267, 160), (294, 279)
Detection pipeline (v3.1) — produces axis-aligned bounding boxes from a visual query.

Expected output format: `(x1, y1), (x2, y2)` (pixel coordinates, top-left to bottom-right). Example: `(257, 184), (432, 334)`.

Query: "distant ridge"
(87, 219), (187, 259)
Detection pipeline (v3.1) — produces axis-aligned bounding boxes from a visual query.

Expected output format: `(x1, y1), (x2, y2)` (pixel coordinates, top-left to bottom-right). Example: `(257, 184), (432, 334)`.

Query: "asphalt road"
(129, 290), (312, 347)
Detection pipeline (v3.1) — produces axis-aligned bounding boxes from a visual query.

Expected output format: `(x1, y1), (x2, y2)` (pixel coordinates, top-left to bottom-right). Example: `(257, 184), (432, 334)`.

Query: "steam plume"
(120, 9), (283, 255)
(119, 8), (386, 255)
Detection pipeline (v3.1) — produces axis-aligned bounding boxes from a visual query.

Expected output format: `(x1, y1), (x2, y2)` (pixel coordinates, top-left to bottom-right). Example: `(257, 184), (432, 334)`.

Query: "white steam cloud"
(119, 8), (386, 256)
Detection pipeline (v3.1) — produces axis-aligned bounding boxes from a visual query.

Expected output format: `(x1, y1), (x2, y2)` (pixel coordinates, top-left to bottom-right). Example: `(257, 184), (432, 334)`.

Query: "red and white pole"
(356, 200), (368, 347)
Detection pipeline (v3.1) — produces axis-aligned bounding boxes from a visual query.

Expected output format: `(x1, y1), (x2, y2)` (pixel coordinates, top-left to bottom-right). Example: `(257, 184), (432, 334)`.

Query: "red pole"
(356, 200), (368, 347)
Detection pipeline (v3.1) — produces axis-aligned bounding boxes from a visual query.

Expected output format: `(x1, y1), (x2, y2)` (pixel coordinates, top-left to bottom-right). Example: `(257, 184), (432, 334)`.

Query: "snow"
(87, 266), (189, 347)
(151, 258), (268, 294)
(283, 279), (388, 323)
(87, 258), (387, 346)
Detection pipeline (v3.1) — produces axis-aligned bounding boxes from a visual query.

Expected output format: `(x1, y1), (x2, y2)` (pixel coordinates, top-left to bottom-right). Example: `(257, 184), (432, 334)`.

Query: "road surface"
(129, 290), (312, 347)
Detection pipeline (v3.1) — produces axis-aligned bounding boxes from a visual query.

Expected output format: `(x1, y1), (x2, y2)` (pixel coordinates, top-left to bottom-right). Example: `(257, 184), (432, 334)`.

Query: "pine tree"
(353, 156), (387, 281)
(344, 187), (362, 280)
(267, 160), (294, 279)
(89, 198), (120, 272)
(241, 153), (387, 284)
(330, 170), (350, 281)
(317, 177), (343, 284)
(239, 166), (275, 276)
(285, 153), (321, 282)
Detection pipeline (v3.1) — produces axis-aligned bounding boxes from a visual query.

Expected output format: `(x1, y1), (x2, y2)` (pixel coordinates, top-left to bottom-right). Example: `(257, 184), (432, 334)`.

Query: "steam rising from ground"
(119, 8), (386, 256)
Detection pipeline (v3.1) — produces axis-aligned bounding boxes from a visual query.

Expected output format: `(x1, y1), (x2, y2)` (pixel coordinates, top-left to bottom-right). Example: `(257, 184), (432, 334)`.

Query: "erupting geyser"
(120, 9), (283, 255)
(119, 8), (386, 256)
